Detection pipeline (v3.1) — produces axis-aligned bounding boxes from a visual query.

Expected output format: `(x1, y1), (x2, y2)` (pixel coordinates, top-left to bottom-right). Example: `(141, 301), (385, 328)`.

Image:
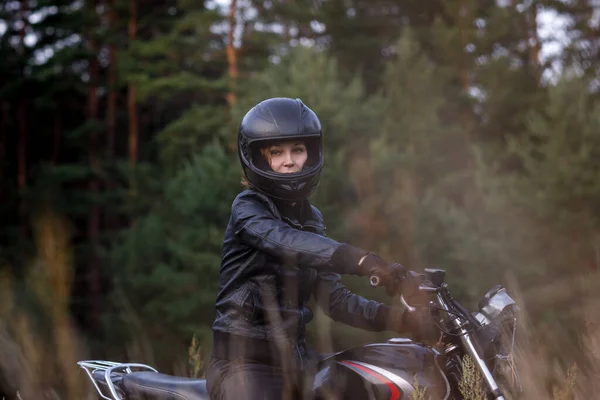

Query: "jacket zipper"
(282, 215), (319, 371)
(296, 344), (304, 371)
(297, 308), (305, 371)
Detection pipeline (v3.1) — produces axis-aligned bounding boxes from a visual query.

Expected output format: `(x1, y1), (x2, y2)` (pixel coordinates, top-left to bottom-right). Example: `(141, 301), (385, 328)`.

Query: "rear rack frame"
(77, 360), (158, 400)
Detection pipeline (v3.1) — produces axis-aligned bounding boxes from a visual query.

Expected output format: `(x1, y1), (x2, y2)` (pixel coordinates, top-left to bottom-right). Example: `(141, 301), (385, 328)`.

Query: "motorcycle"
(78, 268), (521, 400)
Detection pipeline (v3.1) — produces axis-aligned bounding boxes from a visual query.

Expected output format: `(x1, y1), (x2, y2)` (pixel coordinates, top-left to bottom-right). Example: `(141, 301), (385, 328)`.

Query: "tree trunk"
(0, 101), (7, 199)
(17, 103), (26, 191)
(87, 0), (102, 326)
(456, 0), (476, 178)
(528, 3), (541, 85)
(107, 0), (117, 159)
(458, 0), (470, 91)
(18, 0), (28, 192)
(128, 0), (138, 165)
(226, 0), (240, 151)
(226, 0), (239, 109)
(52, 113), (61, 164)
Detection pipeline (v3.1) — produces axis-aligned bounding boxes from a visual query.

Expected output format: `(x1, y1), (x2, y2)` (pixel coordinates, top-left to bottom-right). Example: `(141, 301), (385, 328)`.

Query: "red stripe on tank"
(341, 360), (401, 400)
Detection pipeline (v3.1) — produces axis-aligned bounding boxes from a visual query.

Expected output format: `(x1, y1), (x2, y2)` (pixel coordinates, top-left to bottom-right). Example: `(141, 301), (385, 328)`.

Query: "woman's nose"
(283, 151), (294, 166)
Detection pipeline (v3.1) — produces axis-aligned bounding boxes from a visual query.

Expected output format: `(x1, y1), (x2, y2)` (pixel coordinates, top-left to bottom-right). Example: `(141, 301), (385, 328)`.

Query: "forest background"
(1, 0), (600, 398)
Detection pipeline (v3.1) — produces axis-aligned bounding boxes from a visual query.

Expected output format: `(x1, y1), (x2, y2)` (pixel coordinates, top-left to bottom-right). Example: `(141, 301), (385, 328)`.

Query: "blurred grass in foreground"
(0, 209), (93, 398)
(1, 210), (600, 399)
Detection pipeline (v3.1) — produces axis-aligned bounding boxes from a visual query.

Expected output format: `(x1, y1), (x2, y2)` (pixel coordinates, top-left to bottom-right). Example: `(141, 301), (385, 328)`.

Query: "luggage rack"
(77, 360), (158, 400)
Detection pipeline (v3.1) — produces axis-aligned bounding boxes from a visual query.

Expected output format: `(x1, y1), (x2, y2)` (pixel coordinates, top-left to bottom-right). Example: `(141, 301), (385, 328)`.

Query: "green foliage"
(470, 76), (600, 284)
(363, 30), (478, 293)
(508, 77), (600, 229)
(108, 142), (239, 334)
(157, 104), (229, 168)
(119, 1), (229, 170)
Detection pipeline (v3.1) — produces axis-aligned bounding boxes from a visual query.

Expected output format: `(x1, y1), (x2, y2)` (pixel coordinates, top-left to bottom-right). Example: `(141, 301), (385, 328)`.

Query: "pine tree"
(119, 0), (228, 169)
(363, 31), (478, 289)
(499, 76), (600, 276)
(102, 0), (239, 367)
(107, 142), (240, 368)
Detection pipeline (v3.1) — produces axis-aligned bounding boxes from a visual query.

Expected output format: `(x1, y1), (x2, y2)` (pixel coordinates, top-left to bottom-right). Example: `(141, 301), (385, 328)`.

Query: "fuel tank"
(313, 338), (449, 400)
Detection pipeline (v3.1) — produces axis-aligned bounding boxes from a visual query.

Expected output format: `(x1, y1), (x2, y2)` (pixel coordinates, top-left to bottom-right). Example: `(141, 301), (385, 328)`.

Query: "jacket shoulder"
(232, 189), (279, 217)
(308, 203), (325, 224)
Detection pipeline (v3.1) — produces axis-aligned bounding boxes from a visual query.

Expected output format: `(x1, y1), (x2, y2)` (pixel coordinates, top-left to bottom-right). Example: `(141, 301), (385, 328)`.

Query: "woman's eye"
(270, 150), (281, 156)
(293, 147), (305, 153)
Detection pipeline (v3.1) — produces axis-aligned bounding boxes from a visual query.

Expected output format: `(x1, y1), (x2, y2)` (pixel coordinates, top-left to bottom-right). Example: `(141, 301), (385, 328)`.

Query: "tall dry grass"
(0, 206), (212, 399)
(0, 209), (95, 399)
(1, 207), (600, 400)
(503, 272), (600, 400)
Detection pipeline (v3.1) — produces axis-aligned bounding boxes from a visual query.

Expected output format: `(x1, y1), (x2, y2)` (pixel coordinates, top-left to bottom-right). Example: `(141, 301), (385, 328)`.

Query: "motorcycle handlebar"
(369, 274), (438, 293)
(369, 273), (437, 311)
(370, 271), (507, 399)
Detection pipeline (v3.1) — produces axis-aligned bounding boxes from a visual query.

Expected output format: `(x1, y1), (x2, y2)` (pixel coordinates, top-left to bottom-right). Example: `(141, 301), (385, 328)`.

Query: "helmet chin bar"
(242, 164), (322, 201)
(281, 180), (307, 191)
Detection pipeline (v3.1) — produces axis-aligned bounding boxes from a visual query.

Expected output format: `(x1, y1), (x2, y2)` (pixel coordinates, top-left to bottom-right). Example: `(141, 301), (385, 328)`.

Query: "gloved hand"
(401, 306), (439, 342)
(400, 269), (422, 298)
(357, 253), (421, 297)
(356, 253), (406, 295)
(378, 304), (438, 342)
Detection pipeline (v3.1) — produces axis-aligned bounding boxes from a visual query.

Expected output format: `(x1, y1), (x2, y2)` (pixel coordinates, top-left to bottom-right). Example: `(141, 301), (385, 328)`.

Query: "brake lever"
(401, 295), (416, 312)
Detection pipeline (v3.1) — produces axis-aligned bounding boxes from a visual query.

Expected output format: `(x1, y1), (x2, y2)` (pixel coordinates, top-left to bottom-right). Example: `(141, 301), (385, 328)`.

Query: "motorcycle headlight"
(478, 285), (517, 321)
(475, 285), (523, 394)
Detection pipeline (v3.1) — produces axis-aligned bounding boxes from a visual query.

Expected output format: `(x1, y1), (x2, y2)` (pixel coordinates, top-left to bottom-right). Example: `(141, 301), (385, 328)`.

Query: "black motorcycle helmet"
(238, 97), (324, 201)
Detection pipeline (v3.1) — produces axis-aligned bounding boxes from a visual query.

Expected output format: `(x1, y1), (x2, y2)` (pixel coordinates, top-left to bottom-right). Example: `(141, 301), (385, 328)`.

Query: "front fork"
(437, 293), (505, 400)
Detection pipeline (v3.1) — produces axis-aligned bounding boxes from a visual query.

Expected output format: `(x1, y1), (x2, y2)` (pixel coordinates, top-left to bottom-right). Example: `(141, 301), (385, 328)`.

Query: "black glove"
(356, 253), (407, 296)
(356, 252), (403, 277)
(399, 270), (422, 298)
(401, 306), (438, 342)
(376, 304), (438, 341)
(357, 253), (424, 297)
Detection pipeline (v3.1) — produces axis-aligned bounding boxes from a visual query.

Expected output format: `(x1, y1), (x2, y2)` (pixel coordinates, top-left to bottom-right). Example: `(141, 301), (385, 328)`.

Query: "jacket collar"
(272, 196), (326, 231)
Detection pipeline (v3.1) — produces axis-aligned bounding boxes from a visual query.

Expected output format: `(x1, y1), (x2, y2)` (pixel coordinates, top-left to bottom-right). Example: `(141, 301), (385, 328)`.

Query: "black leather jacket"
(211, 189), (394, 360)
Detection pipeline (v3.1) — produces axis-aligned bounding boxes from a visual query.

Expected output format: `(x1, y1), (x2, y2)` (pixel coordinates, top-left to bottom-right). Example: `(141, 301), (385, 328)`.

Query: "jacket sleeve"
(231, 191), (365, 275)
(313, 271), (399, 331)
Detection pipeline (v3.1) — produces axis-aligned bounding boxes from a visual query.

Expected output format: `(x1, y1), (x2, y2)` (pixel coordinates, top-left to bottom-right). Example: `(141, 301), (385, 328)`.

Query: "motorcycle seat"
(122, 371), (210, 400)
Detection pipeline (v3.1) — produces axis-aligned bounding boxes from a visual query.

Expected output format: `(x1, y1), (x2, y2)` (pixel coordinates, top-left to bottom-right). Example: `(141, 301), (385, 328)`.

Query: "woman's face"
(261, 141), (308, 173)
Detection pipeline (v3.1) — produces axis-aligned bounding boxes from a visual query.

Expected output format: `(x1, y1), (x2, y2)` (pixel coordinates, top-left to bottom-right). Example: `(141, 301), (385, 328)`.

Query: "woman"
(207, 97), (425, 399)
